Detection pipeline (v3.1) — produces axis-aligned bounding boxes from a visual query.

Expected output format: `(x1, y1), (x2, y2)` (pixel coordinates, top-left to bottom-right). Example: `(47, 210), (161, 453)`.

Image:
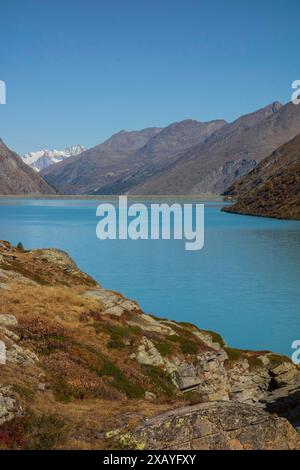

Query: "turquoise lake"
(0, 198), (300, 357)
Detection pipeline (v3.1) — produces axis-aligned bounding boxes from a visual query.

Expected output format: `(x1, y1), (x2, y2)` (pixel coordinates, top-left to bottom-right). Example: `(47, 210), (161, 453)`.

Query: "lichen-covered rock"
(0, 327), (20, 342)
(6, 341), (38, 365)
(173, 362), (202, 391)
(113, 402), (300, 450)
(145, 391), (156, 401)
(136, 337), (164, 367)
(83, 288), (142, 317)
(0, 283), (9, 290)
(0, 386), (21, 425)
(32, 248), (78, 270)
(227, 360), (270, 403)
(171, 351), (270, 403)
(0, 314), (18, 327)
(270, 361), (299, 386)
(194, 350), (229, 401)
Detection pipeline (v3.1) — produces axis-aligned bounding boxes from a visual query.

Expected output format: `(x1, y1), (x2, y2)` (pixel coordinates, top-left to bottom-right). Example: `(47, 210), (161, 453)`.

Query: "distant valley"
(1, 100), (300, 221)
(40, 100), (300, 199)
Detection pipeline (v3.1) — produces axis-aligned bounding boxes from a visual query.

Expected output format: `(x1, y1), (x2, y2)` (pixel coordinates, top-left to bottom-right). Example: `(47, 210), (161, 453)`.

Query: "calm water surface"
(0, 198), (299, 356)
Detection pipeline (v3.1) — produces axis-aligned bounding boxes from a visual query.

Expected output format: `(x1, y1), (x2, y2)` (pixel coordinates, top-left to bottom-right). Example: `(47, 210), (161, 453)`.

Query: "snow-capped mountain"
(22, 145), (86, 172)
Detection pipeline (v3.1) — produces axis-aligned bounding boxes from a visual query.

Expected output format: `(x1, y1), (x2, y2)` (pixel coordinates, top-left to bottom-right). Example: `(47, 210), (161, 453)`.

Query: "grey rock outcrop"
(0, 386), (21, 425)
(111, 401), (300, 450)
(0, 314), (18, 327)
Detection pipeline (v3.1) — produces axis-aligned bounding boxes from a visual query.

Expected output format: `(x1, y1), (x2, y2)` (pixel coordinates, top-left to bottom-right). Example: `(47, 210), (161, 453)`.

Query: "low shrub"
(99, 358), (144, 399)
(224, 347), (244, 361)
(0, 420), (24, 449)
(247, 355), (264, 369)
(0, 412), (66, 450)
(43, 352), (107, 400)
(96, 322), (142, 349)
(169, 334), (199, 355)
(23, 412), (66, 450)
(142, 364), (175, 398)
(154, 341), (172, 357)
(268, 353), (291, 367)
(16, 316), (69, 355)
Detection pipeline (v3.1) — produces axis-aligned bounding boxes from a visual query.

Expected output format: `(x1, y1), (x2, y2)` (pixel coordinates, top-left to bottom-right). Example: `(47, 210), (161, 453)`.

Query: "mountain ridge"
(127, 101), (300, 195)
(0, 139), (56, 195)
(41, 120), (227, 195)
(5, 100), (300, 198)
(41, 100), (300, 196)
(94, 119), (227, 195)
(41, 127), (162, 194)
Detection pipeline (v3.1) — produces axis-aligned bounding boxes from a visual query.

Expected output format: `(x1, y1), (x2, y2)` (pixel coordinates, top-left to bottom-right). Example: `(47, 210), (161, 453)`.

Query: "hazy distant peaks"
(22, 144), (86, 172)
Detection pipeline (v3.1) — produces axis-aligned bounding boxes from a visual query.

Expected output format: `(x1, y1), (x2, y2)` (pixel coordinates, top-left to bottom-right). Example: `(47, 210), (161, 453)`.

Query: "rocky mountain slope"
(127, 101), (300, 195)
(41, 120), (226, 195)
(223, 133), (300, 220)
(0, 241), (300, 449)
(41, 101), (300, 196)
(22, 145), (86, 172)
(41, 127), (162, 194)
(0, 139), (56, 195)
(93, 119), (227, 195)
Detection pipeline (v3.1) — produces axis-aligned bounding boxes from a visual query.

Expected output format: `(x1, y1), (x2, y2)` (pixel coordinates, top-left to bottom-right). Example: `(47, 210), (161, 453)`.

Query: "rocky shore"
(0, 240), (300, 450)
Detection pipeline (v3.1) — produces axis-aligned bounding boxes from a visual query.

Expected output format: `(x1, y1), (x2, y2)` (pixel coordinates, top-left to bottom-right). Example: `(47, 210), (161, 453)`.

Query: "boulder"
(271, 361), (299, 386)
(112, 402), (300, 450)
(136, 337), (164, 367)
(0, 314), (18, 327)
(0, 386), (20, 425)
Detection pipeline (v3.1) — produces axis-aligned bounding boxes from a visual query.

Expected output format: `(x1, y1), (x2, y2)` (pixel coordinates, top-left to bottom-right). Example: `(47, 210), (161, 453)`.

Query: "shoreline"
(0, 193), (225, 201)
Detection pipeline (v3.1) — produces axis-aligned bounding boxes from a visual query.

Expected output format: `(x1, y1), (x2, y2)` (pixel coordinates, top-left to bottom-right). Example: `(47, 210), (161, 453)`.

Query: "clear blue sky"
(0, 0), (299, 155)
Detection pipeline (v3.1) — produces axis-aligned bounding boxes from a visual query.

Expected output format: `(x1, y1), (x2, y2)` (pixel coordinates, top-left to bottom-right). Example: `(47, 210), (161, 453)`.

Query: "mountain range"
(1, 99), (300, 216)
(22, 144), (86, 172)
(41, 100), (300, 196)
(125, 101), (300, 195)
(41, 127), (163, 194)
(0, 139), (56, 195)
(41, 119), (227, 194)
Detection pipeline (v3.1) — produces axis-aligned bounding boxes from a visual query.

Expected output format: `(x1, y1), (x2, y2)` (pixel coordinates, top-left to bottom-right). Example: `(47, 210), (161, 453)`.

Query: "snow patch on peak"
(22, 145), (86, 171)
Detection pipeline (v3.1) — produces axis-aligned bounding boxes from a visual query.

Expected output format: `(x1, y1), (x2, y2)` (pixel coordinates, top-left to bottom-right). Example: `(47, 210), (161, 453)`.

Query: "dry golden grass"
(0, 283), (102, 323)
(0, 245), (194, 449)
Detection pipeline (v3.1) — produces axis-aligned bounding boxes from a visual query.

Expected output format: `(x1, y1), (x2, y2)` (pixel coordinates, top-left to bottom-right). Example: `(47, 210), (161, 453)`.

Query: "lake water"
(0, 198), (300, 357)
